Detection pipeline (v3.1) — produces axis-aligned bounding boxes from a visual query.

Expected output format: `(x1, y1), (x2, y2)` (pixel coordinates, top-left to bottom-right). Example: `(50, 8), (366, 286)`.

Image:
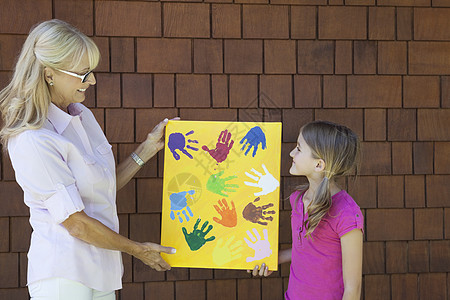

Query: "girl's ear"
(315, 159), (325, 172)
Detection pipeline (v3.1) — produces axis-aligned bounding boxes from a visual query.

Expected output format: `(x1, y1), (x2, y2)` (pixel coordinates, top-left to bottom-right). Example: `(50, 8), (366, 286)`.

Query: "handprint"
(240, 126), (266, 157)
(169, 190), (195, 223)
(206, 171), (239, 197)
(244, 228), (272, 263)
(168, 130), (199, 160)
(182, 218), (216, 251)
(213, 199), (237, 228)
(202, 129), (234, 163)
(244, 164), (279, 196)
(212, 236), (244, 266)
(242, 197), (275, 226)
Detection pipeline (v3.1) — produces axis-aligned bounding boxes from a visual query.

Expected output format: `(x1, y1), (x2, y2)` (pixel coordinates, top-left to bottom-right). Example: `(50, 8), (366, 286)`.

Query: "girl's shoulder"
(289, 190), (305, 211)
(330, 190), (361, 215)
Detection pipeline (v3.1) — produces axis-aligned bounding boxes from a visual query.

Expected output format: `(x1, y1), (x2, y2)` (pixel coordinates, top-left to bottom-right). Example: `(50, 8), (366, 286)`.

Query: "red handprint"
(202, 130), (234, 163)
(213, 199), (237, 228)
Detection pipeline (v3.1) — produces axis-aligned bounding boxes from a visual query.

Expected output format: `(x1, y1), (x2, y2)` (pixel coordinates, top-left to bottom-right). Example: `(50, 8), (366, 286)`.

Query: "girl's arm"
(341, 228), (363, 300)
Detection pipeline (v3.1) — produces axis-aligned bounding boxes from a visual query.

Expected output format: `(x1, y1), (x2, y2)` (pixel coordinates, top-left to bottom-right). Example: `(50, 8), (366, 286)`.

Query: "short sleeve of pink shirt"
(287, 190), (363, 300)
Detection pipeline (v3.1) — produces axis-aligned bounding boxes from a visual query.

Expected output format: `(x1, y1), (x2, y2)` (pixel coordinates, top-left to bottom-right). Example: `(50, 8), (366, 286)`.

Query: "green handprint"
(182, 218), (216, 251)
(206, 170), (239, 197)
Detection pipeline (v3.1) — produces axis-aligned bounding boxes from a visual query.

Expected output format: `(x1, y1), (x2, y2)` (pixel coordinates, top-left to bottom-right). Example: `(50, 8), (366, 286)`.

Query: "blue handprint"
(169, 190), (195, 223)
(168, 130), (199, 160)
(239, 126), (266, 157)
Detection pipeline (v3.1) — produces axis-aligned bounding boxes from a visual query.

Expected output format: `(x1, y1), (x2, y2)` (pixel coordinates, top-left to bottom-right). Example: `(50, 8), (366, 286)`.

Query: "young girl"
(250, 121), (364, 300)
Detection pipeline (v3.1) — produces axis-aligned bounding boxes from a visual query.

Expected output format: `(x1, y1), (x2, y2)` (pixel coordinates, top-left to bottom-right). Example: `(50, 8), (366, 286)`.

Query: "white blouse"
(8, 103), (123, 292)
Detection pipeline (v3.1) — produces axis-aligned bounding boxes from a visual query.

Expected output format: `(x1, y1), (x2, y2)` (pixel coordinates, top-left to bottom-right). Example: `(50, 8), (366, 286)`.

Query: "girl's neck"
(304, 177), (341, 202)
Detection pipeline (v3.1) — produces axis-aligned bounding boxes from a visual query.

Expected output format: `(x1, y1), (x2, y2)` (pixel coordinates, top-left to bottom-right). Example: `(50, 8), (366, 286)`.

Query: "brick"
(392, 142), (412, 174)
(264, 40), (296, 74)
(291, 6), (316, 39)
(272, 0), (325, 3)
(323, 76), (346, 108)
(0, 288), (28, 299)
(180, 109), (237, 121)
(415, 209), (443, 240)
(117, 180), (136, 214)
(2, 151), (15, 181)
(446, 208), (450, 239)
(0, 182), (28, 217)
(369, 7), (395, 40)
(354, 41), (377, 74)
(433, 0), (450, 6)
(121, 283), (144, 300)
(137, 178), (163, 213)
(405, 176), (425, 208)
(328, 0), (344, 3)
(137, 39), (191, 73)
(238, 279), (260, 299)
(435, 142), (450, 174)
(135, 108), (178, 143)
(391, 274), (418, 300)
(83, 86), (96, 109)
(260, 75), (292, 108)
(410, 42), (450, 75)
(413, 142), (433, 174)
(294, 76), (321, 108)
(368, 269), (390, 295)
(348, 76), (402, 108)
(154, 75), (175, 108)
(225, 40), (263, 74)
(176, 75), (210, 108)
(0, 218), (8, 252)
(212, 75), (228, 108)
(418, 109), (450, 141)
(0, 0), (52, 34)
(19, 252), (27, 287)
(145, 282), (174, 300)
(366, 209), (413, 241)
(190, 269), (213, 280)
(378, 176), (404, 208)
(243, 5), (288, 39)
(133, 257), (165, 282)
(10, 217), (31, 252)
(378, 42), (407, 75)
(404, 76), (440, 108)
(415, 8), (450, 40)
(91, 37), (110, 73)
(214, 269), (249, 279)
(96, 2), (160, 37)
(167, 268), (189, 281)
(427, 175), (450, 207)
(346, 0), (375, 4)
(318, 7), (366, 40)
(298, 41), (334, 74)
(55, 0), (93, 36)
(175, 281), (206, 300)
(359, 142), (391, 175)
(0, 35), (27, 71)
(335, 41), (352, 75)
(386, 241), (408, 273)
(105, 109), (134, 143)
(409, 241), (429, 272)
(236, 0), (268, 4)
(118, 214), (129, 239)
(130, 213), (160, 245)
(90, 109), (104, 133)
(261, 278), (283, 300)
(207, 279), (236, 299)
(239, 109), (263, 122)
(96, 73), (121, 108)
(397, 8), (413, 41)
(365, 109), (386, 141)
(419, 273), (446, 300)
(314, 109), (363, 139)
(387, 109), (416, 141)
(0, 253), (18, 287)
(281, 109), (314, 143)
(363, 242), (385, 274)
(111, 38), (135, 73)
(347, 176), (377, 209)
(212, 4), (241, 38)
(194, 40), (223, 74)
(229, 75), (258, 108)
(442, 77), (450, 108)
(378, 0), (429, 5)
(122, 253), (132, 283)
(164, 4), (209, 38)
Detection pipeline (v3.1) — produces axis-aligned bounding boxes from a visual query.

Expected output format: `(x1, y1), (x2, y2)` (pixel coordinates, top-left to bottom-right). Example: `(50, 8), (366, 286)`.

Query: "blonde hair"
(296, 121), (360, 238)
(0, 19), (99, 147)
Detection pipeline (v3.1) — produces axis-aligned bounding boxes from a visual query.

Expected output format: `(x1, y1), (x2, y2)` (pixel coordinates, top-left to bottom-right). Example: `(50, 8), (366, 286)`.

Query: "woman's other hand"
(133, 242), (176, 271)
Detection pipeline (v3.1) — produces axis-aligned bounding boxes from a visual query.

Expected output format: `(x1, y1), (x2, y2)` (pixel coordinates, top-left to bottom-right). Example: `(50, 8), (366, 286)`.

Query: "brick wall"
(0, 0), (449, 299)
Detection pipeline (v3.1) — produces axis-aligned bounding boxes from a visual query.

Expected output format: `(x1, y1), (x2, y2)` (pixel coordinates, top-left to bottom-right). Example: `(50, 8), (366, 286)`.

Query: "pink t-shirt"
(286, 190), (364, 300)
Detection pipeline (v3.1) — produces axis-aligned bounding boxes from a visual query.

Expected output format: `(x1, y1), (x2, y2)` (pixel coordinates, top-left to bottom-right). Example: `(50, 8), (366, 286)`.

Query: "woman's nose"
(86, 72), (96, 85)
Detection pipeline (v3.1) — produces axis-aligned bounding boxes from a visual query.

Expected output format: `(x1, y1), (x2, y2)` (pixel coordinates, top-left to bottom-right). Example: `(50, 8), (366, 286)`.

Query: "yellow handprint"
(212, 236), (244, 266)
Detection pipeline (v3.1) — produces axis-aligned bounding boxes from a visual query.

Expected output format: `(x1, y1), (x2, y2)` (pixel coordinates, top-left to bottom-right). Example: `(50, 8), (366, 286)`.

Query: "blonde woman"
(250, 121), (363, 300)
(0, 19), (175, 300)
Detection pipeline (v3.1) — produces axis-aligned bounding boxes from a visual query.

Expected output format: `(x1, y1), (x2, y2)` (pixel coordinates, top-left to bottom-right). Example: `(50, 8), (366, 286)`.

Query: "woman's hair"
(0, 19), (99, 147)
(296, 120), (361, 238)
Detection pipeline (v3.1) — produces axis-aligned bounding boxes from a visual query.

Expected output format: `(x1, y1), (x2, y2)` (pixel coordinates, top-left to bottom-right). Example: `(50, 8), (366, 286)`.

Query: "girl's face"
(289, 132), (318, 176)
(48, 54), (96, 110)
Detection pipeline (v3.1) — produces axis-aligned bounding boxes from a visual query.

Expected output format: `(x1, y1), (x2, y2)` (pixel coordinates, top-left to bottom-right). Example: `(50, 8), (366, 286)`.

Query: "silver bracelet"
(131, 152), (145, 167)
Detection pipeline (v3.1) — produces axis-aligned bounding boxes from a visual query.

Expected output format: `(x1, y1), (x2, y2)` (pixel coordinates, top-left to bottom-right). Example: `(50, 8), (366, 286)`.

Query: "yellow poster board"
(161, 120), (281, 270)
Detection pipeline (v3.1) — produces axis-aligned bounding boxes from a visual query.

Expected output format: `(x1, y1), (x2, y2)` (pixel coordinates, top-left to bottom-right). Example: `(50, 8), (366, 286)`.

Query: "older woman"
(0, 19), (175, 300)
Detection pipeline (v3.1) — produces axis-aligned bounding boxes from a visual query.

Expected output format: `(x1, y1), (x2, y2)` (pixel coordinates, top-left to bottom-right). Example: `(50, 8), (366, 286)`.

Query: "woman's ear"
(315, 159), (325, 172)
(43, 67), (54, 84)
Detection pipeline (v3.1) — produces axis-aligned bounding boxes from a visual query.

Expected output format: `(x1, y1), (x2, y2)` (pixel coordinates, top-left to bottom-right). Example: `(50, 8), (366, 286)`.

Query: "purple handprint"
(202, 129), (234, 163)
(168, 130), (199, 160)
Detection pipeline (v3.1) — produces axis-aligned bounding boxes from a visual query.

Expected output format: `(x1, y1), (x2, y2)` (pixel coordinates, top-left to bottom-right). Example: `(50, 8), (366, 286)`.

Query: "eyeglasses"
(57, 68), (93, 83)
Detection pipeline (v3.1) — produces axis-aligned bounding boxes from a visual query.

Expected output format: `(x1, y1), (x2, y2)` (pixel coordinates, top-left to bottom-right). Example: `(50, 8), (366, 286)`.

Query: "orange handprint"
(213, 199), (237, 228)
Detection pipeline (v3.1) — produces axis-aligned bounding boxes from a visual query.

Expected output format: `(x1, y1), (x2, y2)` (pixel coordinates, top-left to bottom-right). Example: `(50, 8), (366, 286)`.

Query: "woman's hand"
(133, 242), (176, 271)
(247, 263), (273, 277)
(139, 117), (180, 162)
